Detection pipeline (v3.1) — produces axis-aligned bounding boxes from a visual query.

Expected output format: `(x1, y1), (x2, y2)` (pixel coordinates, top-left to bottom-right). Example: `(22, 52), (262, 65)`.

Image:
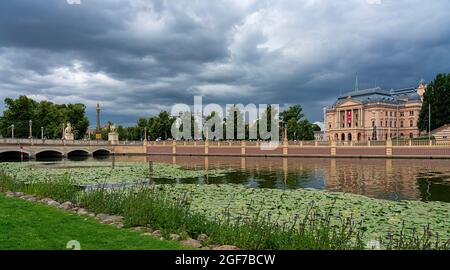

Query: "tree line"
(0, 96), (321, 141)
(418, 73), (450, 132)
(0, 96), (89, 139)
(115, 104), (321, 141)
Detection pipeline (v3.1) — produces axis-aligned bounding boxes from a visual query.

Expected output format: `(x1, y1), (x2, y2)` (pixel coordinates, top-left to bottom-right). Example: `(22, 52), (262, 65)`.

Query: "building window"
(380, 121), (383, 127)
(409, 133), (414, 139)
(401, 121), (404, 128)
(400, 112), (404, 117)
(385, 112), (388, 117)
(390, 121), (392, 128)
(390, 112), (393, 117)
(410, 111), (414, 116)
(410, 120), (414, 127)
(372, 121), (375, 127)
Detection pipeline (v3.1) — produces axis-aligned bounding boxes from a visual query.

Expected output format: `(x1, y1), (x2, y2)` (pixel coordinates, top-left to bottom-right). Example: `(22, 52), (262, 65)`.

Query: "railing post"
(331, 140), (337, 156)
(368, 140), (371, 147)
(386, 138), (393, 157)
(283, 139), (288, 156)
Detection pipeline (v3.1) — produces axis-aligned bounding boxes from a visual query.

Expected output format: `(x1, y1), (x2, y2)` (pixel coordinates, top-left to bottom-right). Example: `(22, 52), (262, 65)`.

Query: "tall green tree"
(279, 105), (315, 140)
(225, 105), (245, 140)
(0, 96), (37, 138)
(419, 73), (450, 132)
(0, 96), (90, 139)
(62, 104), (90, 139)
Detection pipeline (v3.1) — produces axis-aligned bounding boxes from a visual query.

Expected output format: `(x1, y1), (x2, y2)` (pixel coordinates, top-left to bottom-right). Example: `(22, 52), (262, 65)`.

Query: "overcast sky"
(1, 0), (450, 127)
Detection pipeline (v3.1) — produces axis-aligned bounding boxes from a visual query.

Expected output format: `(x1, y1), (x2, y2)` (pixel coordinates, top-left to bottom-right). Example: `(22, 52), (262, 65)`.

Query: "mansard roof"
(332, 86), (421, 108)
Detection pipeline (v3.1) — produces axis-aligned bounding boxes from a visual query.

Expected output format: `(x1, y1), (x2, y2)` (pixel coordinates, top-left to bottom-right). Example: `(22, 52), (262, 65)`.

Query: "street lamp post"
(11, 124), (14, 139)
(41, 127), (44, 140)
(429, 103), (431, 141)
(29, 120), (33, 139)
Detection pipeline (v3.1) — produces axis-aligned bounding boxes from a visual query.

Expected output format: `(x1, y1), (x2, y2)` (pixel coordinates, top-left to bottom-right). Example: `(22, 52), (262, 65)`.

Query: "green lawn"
(0, 194), (185, 250)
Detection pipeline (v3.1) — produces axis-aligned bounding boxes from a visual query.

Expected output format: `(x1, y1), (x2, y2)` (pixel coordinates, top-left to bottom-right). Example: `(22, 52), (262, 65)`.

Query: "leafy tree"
(225, 105), (245, 140)
(62, 104), (90, 139)
(0, 96), (37, 138)
(0, 96), (90, 139)
(279, 105), (315, 140)
(298, 119), (315, 140)
(419, 73), (450, 132)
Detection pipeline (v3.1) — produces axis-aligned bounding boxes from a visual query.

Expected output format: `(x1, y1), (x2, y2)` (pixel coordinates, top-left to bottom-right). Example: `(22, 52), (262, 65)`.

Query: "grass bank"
(1, 169), (449, 250)
(0, 193), (184, 250)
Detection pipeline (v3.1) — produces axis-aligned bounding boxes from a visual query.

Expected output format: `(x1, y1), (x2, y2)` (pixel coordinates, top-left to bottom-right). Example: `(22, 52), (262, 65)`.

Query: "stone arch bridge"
(0, 138), (146, 159)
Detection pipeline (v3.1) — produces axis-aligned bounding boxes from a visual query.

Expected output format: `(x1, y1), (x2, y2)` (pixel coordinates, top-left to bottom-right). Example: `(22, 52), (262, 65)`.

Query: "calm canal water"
(3, 155), (450, 203)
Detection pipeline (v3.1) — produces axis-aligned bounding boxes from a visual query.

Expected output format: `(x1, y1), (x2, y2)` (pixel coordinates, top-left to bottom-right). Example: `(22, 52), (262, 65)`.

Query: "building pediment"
(336, 98), (362, 108)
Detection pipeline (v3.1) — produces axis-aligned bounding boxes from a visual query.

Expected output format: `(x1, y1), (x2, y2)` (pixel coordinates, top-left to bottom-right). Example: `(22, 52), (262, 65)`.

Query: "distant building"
(314, 131), (325, 141)
(431, 124), (450, 142)
(326, 81), (427, 142)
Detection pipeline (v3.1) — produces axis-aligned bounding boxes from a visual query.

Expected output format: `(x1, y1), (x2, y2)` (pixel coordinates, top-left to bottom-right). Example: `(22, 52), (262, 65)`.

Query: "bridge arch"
(35, 149), (64, 159)
(67, 149), (91, 157)
(92, 149), (112, 156)
(0, 149), (31, 160)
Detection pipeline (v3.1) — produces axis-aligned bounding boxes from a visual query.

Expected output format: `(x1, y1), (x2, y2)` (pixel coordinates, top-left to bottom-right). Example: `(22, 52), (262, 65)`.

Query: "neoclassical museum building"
(326, 82), (427, 142)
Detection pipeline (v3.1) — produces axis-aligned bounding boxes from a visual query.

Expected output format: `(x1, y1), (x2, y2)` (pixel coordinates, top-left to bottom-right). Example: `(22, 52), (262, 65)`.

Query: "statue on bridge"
(108, 123), (119, 144)
(64, 123), (74, 141)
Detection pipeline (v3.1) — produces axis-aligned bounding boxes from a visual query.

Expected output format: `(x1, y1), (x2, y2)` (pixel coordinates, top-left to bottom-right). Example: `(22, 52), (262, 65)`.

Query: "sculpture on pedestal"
(64, 123), (74, 141)
(108, 123), (119, 143)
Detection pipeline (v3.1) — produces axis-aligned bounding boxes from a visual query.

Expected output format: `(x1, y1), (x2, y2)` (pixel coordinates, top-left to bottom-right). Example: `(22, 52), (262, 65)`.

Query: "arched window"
(409, 133), (413, 139)
(410, 120), (413, 127)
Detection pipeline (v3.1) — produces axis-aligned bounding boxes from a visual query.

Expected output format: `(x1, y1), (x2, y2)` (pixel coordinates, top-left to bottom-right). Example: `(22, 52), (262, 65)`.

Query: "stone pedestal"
(108, 132), (119, 144)
(64, 133), (74, 141)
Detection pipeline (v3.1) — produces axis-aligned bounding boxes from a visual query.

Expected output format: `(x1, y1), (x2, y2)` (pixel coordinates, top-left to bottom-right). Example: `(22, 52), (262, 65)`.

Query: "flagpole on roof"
(355, 73), (359, 92)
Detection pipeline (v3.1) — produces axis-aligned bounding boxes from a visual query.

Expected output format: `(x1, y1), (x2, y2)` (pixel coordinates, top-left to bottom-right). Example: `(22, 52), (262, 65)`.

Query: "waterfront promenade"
(1, 138), (450, 159)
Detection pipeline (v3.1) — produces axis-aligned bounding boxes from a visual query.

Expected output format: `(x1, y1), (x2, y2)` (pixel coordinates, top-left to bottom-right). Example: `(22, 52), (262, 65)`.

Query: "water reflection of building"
(322, 159), (422, 200)
(326, 81), (426, 142)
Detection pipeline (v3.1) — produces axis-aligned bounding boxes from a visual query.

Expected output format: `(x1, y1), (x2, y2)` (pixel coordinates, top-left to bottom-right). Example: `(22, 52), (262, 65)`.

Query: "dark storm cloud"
(1, 0), (450, 127)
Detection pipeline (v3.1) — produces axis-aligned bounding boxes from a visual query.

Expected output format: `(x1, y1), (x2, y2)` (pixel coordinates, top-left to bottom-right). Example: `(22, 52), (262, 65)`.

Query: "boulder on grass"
(181, 238), (202, 248)
(59, 202), (74, 210)
(152, 230), (162, 237)
(47, 200), (60, 207)
(77, 208), (89, 215)
(213, 245), (240, 250)
(170, 234), (181, 241)
(197, 234), (209, 242)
